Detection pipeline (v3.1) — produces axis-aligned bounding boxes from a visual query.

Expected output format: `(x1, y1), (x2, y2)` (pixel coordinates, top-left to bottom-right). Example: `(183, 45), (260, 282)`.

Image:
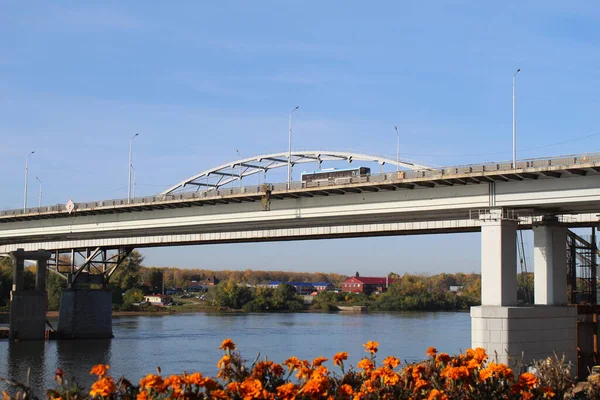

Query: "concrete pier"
(57, 289), (113, 339)
(472, 211), (577, 371)
(9, 249), (51, 341)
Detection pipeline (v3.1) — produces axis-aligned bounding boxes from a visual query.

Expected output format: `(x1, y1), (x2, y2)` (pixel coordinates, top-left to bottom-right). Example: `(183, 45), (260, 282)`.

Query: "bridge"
(3, 150), (600, 373)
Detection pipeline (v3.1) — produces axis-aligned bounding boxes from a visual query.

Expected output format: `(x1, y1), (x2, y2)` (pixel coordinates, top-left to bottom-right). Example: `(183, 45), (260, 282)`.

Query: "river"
(0, 311), (470, 396)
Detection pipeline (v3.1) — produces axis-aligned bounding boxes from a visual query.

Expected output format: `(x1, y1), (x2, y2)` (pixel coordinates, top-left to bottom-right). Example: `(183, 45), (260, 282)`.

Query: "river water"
(0, 311), (470, 396)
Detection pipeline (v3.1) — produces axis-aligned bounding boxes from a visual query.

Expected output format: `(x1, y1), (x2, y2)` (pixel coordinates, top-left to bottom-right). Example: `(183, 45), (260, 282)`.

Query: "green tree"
(47, 273), (67, 311)
(111, 250), (144, 290)
(123, 288), (145, 305)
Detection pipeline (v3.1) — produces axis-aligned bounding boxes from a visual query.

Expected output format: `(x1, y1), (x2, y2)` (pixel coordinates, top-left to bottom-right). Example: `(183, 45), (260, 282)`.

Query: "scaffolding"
(567, 228), (599, 376)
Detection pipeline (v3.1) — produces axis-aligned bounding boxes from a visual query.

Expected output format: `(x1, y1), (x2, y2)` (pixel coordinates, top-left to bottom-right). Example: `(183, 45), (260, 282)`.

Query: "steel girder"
(161, 150), (431, 195)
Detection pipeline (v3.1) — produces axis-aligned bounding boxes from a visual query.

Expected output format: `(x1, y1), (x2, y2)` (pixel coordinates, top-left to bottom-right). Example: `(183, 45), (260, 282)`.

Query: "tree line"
(0, 249), (539, 313)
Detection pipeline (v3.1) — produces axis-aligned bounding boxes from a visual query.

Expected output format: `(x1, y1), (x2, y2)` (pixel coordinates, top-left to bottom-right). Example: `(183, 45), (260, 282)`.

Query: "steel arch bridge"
(161, 151), (431, 195)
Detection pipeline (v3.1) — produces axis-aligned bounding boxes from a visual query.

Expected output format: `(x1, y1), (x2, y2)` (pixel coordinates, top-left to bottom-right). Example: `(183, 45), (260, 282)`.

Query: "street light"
(128, 133), (139, 203)
(394, 126), (400, 173)
(35, 176), (42, 207)
(23, 150), (35, 212)
(288, 106), (299, 190)
(130, 165), (137, 198)
(513, 68), (520, 169)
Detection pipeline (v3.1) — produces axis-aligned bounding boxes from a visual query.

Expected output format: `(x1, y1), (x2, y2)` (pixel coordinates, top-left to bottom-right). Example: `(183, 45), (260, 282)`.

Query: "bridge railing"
(2, 152), (600, 217)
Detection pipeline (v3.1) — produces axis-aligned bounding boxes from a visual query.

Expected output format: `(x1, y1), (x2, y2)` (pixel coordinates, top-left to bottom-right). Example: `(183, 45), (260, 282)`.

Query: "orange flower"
(426, 347), (437, 357)
(139, 374), (164, 392)
(519, 372), (538, 388)
(382, 356), (400, 369)
(541, 386), (555, 397)
(428, 389), (449, 400)
(441, 365), (469, 380)
(312, 357), (329, 367)
(202, 377), (219, 391)
(217, 355), (231, 369)
(164, 374), (184, 396)
(357, 358), (375, 372)
(226, 382), (241, 393)
(338, 384), (353, 396)
(435, 353), (451, 366)
(363, 341), (379, 354)
(272, 363), (284, 377)
(240, 378), (263, 399)
(276, 383), (299, 400)
(211, 390), (229, 400)
(219, 338), (236, 351)
(89, 376), (116, 397)
(90, 364), (110, 377)
(284, 356), (301, 370)
(333, 352), (348, 366)
(300, 375), (330, 398)
(415, 378), (428, 391)
(185, 372), (204, 386)
(136, 390), (148, 400)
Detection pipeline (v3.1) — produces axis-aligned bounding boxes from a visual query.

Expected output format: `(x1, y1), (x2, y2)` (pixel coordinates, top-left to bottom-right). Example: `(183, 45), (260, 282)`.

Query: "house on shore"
(341, 276), (395, 294)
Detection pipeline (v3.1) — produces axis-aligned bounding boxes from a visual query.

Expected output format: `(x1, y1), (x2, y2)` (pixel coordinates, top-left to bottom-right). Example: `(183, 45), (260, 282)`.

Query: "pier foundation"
(471, 211), (576, 371)
(57, 289), (113, 339)
(9, 249), (51, 341)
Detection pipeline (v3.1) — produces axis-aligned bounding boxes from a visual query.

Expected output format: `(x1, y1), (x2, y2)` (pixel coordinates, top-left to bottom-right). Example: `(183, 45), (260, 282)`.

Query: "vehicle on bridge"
(301, 167), (371, 187)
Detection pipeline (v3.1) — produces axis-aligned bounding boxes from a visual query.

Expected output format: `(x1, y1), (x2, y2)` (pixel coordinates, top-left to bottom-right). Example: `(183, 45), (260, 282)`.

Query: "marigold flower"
(2, 391), (9, 400)
(284, 356), (301, 370)
(211, 389), (229, 400)
(164, 375), (184, 396)
(202, 377), (219, 391)
(312, 356), (328, 367)
(339, 384), (353, 396)
(415, 378), (428, 391)
(300, 375), (330, 398)
(441, 365), (470, 380)
(219, 338), (236, 351)
(136, 390), (148, 400)
(333, 352), (349, 366)
(382, 356), (400, 369)
(240, 378), (263, 399)
(277, 383), (299, 400)
(217, 355), (231, 369)
(426, 347), (437, 357)
(139, 374), (164, 392)
(435, 353), (451, 366)
(519, 372), (538, 388)
(272, 363), (284, 377)
(185, 372), (204, 386)
(357, 358), (375, 372)
(90, 364), (110, 377)
(427, 389), (449, 400)
(363, 341), (379, 354)
(226, 382), (241, 393)
(89, 376), (116, 397)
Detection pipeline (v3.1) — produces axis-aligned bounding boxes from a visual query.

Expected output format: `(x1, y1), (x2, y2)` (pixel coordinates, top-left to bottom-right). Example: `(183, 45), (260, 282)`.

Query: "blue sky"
(1, 2), (599, 275)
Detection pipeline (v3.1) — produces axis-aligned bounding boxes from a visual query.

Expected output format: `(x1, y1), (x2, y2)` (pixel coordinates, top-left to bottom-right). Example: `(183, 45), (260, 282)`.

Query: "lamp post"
(23, 150), (35, 212)
(130, 165), (137, 198)
(394, 126), (400, 173)
(513, 68), (520, 169)
(35, 176), (42, 207)
(128, 133), (139, 203)
(288, 106), (299, 190)
(236, 148), (242, 188)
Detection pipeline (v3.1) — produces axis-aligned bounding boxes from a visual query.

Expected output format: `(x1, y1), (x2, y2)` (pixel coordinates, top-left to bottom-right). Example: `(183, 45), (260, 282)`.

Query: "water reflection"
(7, 341), (46, 397)
(56, 340), (111, 389)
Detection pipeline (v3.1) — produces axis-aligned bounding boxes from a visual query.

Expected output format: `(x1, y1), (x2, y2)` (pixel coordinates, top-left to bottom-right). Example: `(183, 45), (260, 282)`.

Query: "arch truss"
(161, 151), (430, 195)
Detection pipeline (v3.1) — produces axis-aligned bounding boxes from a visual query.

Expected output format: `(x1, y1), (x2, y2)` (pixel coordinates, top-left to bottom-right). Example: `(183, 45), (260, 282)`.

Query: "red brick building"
(341, 276), (395, 294)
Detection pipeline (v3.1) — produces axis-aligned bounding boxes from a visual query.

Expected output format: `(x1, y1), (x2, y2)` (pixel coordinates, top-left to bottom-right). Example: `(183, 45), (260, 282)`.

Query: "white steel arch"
(161, 150), (431, 195)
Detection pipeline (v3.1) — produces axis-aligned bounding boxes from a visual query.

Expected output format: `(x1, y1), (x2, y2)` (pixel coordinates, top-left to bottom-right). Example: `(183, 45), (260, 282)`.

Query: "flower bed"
(3, 340), (598, 399)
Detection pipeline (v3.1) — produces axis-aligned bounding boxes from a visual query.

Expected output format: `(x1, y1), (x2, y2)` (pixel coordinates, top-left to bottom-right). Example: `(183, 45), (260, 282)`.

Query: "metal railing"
(2, 152), (600, 218)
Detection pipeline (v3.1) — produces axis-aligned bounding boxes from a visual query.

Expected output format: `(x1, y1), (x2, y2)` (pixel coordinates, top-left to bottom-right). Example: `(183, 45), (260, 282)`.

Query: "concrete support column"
(10, 251), (24, 294)
(533, 219), (568, 305)
(480, 215), (518, 306)
(36, 257), (47, 292)
(57, 289), (113, 339)
(9, 249), (51, 341)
